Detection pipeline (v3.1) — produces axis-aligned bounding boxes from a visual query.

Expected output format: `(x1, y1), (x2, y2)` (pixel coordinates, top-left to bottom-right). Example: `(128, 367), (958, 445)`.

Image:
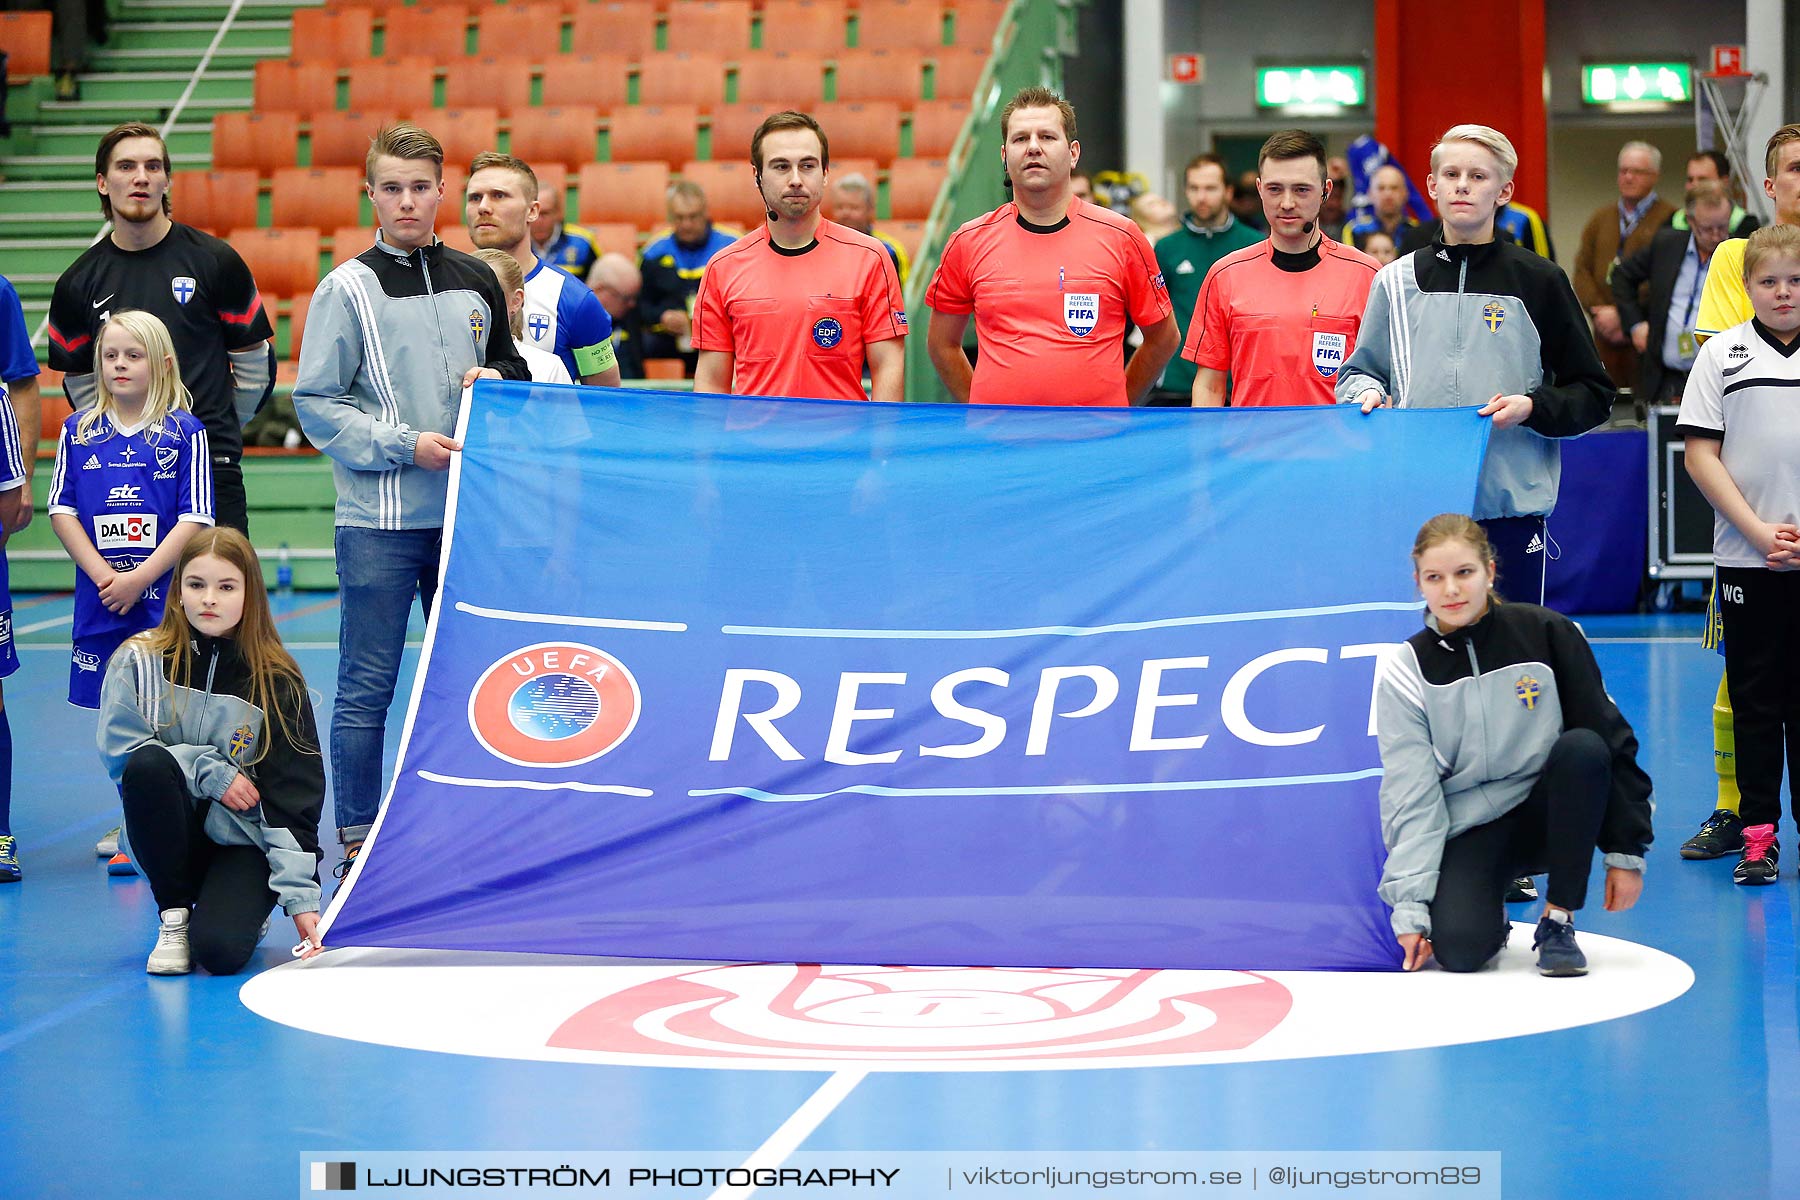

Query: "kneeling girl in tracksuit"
(1375, 514), (1654, 976)
(98, 527), (325, 975)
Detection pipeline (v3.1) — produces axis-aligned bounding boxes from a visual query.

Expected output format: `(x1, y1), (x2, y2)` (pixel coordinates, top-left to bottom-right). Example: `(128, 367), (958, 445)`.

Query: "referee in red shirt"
(925, 86), (1178, 406)
(1185, 129), (1379, 408)
(693, 111), (907, 402)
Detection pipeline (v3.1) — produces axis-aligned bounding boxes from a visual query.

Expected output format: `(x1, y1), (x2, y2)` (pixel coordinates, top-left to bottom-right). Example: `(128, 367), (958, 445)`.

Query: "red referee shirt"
(1182, 238), (1379, 406)
(692, 220), (906, 401)
(926, 197), (1172, 406)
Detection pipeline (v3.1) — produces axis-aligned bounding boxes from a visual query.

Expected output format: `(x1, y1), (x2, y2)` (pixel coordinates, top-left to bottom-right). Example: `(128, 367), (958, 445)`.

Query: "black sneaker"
(1505, 876), (1538, 903)
(1681, 808), (1745, 859)
(1532, 915), (1588, 976)
(330, 842), (363, 895)
(1733, 824), (1780, 886)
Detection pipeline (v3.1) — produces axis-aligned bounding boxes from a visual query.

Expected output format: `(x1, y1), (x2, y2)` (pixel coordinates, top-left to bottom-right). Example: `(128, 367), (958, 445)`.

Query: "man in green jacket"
(1149, 153), (1264, 406)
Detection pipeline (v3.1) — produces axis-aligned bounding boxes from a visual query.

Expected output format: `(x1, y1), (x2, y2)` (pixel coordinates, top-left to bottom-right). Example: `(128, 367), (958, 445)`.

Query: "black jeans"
(212, 457), (249, 535)
(120, 744), (276, 975)
(1430, 728), (1611, 973)
(1718, 566), (1800, 831)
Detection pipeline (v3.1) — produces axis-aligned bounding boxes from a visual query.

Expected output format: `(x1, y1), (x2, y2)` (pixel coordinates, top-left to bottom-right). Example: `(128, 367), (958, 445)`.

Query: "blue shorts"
(69, 626), (139, 709)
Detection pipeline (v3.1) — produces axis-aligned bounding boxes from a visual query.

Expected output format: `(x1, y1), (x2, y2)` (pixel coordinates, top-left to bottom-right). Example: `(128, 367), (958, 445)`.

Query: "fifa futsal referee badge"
(1311, 331), (1346, 377)
(1515, 674), (1541, 710)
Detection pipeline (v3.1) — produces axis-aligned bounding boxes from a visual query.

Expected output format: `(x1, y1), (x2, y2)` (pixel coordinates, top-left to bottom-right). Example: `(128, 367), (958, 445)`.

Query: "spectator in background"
(1363, 229), (1398, 266)
(639, 180), (735, 375)
(1150, 152), (1262, 407)
(1674, 151), (1760, 238)
(529, 184), (600, 283)
(1229, 168), (1266, 231)
(1345, 164), (1417, 249)
(1575, 141), (1676, 396)
(465, 151), (618, 386)
(1611, 180), (1734, 405)
(1319, 154), (1352, 241)
(590, 252), (645, 381)
(828, 173), (909, 284)
(1071, 171), (1093, 203)
(48, 122), (274, 535)
(1129, 192), (1179, 243)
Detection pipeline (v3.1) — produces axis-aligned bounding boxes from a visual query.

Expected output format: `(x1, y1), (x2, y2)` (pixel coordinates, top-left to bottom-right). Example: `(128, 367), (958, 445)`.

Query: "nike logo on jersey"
(92, 294), (114, 309)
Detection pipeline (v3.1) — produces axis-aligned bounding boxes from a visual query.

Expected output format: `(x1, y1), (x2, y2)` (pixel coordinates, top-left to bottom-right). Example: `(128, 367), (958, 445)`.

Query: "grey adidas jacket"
(1335, 236), (1614, 519)
(98, 635), (326, 916)
(1374, 602), (1654, 938)
(294, 234), (529, 529)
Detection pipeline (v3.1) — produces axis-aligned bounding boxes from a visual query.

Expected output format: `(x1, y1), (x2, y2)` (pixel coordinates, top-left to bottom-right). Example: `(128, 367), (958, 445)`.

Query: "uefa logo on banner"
(467, 642), (642, 768)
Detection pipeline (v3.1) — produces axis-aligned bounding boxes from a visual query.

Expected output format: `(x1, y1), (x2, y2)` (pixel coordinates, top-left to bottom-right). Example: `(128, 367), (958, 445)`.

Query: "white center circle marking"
(241, 926), (1692, 1072)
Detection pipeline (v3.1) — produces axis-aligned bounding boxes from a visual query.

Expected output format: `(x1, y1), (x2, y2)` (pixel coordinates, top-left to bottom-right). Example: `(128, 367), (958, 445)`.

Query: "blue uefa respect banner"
(320, 386), (1488, 971)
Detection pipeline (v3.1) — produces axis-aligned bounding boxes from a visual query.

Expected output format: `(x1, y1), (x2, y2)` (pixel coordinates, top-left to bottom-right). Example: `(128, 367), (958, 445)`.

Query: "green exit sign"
(1255, 66), (1366, 111)
(1582, 62), (1691, 105)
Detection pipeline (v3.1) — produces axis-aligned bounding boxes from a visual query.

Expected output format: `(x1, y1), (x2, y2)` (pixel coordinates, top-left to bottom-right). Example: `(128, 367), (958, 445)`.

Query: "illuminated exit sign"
(1582, 62), (1691, 106)
(1255, 65), (1366, 111)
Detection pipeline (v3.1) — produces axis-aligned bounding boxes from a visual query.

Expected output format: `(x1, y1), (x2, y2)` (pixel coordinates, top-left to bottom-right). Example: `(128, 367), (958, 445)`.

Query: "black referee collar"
(1016, 213), (1070, 235)
(769, 237), (818, 256)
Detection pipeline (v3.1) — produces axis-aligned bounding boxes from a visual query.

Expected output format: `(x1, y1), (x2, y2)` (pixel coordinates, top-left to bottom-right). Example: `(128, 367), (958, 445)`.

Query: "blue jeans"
(332, 526), (443, 844)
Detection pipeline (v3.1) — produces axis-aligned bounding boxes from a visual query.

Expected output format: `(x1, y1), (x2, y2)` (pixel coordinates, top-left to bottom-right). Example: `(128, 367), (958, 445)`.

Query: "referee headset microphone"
(753, 168), (779, 223)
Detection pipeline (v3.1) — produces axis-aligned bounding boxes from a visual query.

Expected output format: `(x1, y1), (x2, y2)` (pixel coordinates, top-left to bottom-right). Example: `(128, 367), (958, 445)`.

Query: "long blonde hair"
(473, 247), (525, 339)
(76, 309), (193, 444)
(128, 527), (316, 764)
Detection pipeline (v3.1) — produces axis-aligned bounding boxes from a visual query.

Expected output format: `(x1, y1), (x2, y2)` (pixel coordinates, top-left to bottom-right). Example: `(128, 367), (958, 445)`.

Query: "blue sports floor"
(1, 598), (1796, 1199)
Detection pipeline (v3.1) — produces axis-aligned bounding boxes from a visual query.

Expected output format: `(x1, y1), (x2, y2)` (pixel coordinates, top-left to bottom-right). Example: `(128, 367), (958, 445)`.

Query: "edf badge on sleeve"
(1312, 331), (1346, 378)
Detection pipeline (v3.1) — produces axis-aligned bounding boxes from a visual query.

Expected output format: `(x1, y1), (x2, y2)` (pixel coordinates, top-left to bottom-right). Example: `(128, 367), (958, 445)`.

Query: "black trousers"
(1718, 566), (1800, 831)
(120, 745), (276, 976)
(212, 457), (249, 535)
(1478, 514), (1548, 606)
(1430, 729), (1611, 973)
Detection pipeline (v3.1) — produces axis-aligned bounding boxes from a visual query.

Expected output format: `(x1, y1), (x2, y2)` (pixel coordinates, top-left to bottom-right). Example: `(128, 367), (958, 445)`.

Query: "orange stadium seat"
(539, 55), (630, 110)
(348, 57), (437, 113)
(585, 222), (641, 257)
(212, 111), (301, 172)
(606, 105), (699, 166)
(885, 156), (943, 219)
(732, 51), (823, 107)
(436, 165), (470, 227)
(508, 106), (600, 169)
(254, 60), (340, 114)
(950, 0), (1008, 48)
(331, 225), (374, 264)
(569, 2), (658, 61)
(829, 155), (878, 186)
(230, 228), (324, 299)
(0, 11), (52, 77)
(475, 2), (565, 59)
(663, 0), (750, 54)
(439, 224), (479, 254)
(577, 161), (671, 226)
(756, 0), (847, 56)
(813, 101), (899, 163)
(326, 0), (410, 12)
(637, 52), (725, 111)
(888, 218), (924, 260)
(854, 0), (946, 53)
(706, 103), (776, 163)
(443, 55), (534, 116)
(929, 45), (987, 101)
(286, 290), (312, 364)
(679, 160), (761, 229)
(271, 166), (367, 232)
(308, 109), (394, 169)
(381, 6), (470, 62)
(833, 49), (922, 105)
(533, 161), (569, 199)
(291, 7), (374, 63)
(414, 107), (502, 168)
(907, 98), (968, 157)
(171, 169), (260, 235)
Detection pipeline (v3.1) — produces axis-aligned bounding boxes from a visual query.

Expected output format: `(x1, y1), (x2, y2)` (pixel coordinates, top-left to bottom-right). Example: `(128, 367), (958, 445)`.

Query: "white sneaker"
(96, 825), (121, 858)
(147, 908), (191, 975)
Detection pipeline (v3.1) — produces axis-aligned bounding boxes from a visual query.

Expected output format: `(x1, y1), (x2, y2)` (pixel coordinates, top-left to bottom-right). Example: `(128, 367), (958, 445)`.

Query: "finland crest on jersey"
(170, 276), (197, 305)
(1064, 292), (1099, 337)
(526, 306), (556, 350)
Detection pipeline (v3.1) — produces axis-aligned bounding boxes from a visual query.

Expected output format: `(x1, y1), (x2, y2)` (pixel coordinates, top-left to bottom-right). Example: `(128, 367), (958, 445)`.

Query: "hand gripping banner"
(321, 387), (1489, 970)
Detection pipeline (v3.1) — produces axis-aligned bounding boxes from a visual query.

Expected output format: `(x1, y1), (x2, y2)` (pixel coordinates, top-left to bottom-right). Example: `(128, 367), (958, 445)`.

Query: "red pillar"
(1375, 0), (1548, 215)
